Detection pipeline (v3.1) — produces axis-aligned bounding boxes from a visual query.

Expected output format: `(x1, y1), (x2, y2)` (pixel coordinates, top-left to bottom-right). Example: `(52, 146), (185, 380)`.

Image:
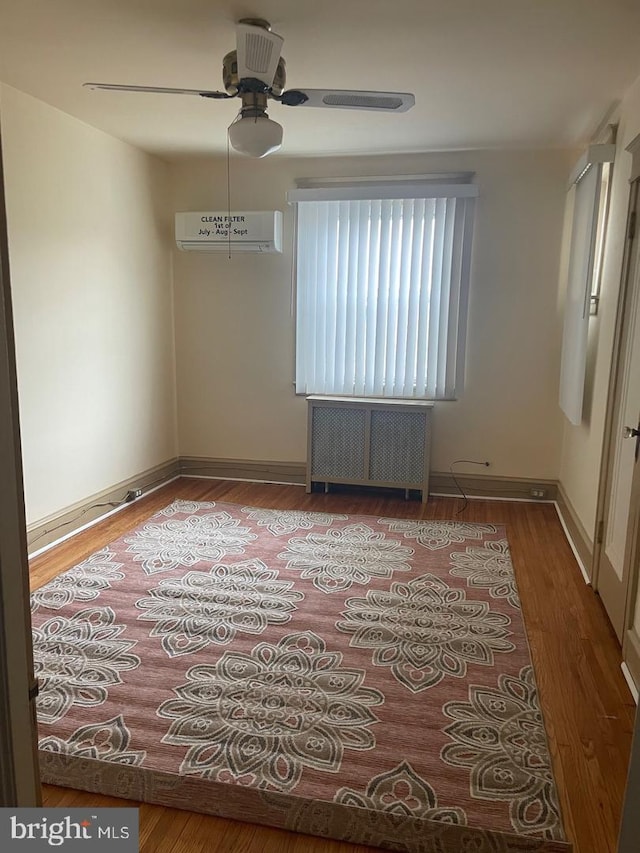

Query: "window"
(289, 181), (477, 399)
(559, 143), (616, 425)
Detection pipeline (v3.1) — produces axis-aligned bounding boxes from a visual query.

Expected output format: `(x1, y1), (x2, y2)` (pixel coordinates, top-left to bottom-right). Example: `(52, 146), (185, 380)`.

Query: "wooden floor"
(30, 478), (636, 853)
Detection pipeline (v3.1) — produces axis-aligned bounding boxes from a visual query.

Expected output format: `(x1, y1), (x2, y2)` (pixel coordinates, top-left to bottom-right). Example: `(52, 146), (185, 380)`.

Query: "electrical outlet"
(125, 488), (143, 502)
(530, 488), (546, 499)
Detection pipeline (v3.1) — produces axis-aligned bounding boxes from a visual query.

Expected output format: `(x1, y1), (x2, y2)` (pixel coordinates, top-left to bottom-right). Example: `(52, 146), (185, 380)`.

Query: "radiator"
(306, 396), (433, 504)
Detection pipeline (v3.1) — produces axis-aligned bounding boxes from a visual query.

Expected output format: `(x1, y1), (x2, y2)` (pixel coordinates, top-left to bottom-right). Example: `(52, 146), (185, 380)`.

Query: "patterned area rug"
(32, 500), (571, 852)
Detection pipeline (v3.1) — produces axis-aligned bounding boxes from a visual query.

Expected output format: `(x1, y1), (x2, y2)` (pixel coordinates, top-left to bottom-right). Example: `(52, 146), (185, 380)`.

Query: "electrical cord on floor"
(28, 472), (173, 548)
(28, 497), (128, 546)
(450, 459), (491, 514)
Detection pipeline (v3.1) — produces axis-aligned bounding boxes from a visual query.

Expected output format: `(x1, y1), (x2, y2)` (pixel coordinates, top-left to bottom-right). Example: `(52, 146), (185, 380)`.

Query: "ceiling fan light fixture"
(83, 19), (416, 157)
(228, 113), (283, 158)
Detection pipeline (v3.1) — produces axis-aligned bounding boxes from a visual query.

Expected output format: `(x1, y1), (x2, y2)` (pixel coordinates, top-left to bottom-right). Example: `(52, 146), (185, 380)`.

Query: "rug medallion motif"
(241, 506), (349, 536)
(449, 540), (521, 608)
(158, 630), (383, 791)
(34, 606), (140, 724)
(30, 547), (125, 612)
(442, 666), (562, 839)
(278, 523), (414, 593)
(336, 573), (514, 691)
(136, 558), (304, 656)
(377, 519), (499, 551)
(40, 714), (147, 765)
(125, 511), (257, 574)
(335, 759), (467, 823)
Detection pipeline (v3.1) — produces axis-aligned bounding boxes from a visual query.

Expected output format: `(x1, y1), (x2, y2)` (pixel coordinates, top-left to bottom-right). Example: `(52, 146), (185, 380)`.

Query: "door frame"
(620, 473), (640, 683)
(0, 121), (41, 805)
(618, 703), (640, 851)
(592, 134), (640, 633)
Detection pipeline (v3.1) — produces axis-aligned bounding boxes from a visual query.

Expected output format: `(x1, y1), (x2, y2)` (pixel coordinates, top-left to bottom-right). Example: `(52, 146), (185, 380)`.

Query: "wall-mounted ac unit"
(175, 211), (283, 253)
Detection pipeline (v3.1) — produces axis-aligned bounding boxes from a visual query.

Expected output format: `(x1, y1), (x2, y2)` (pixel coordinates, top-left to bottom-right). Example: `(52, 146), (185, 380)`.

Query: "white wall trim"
(430, 492), (554, 504)
(553, 501), (592, 585)
(181, 474), (306, 487)
(622, 662), (639, 704)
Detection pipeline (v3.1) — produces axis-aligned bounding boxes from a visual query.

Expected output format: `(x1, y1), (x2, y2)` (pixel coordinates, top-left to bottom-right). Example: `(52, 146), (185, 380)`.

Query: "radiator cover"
(306, 396), (433, 504)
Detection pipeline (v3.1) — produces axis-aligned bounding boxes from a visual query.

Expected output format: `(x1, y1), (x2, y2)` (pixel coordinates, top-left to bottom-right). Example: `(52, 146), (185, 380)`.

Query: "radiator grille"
(369, 410), (426, 483)
(311, 407), (367, 479)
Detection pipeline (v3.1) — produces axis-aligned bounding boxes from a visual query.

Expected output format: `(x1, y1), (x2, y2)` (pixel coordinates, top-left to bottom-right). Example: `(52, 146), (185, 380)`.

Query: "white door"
(620, 437), (640, 684)
(615, 214), (640, 849)
(0, 125), (41, 804)
(618, 706), (640, 851)
(597, 177), (640, 638)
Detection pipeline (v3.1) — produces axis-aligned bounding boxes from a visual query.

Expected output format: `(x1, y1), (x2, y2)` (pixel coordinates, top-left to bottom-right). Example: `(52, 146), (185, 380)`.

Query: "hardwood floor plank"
(140, 807), (191, 853)
(30, 479), (634, 853)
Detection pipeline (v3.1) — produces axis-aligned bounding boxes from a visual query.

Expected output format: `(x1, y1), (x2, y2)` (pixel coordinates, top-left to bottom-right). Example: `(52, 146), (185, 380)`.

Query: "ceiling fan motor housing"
(223, 51), (286, 97)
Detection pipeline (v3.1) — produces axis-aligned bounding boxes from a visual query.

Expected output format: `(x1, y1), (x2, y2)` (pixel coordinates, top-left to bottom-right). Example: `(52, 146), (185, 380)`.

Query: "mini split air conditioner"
(175, 211), (283, 253)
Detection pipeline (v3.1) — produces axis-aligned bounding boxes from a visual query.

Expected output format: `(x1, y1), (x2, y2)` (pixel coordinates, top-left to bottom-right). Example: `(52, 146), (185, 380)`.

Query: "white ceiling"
(1, 0), (640, 160)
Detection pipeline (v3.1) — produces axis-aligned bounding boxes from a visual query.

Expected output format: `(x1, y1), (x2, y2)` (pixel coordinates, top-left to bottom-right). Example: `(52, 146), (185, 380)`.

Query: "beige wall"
(559, 73), (640, 538)
(172, 149), (573, 479)
(0, 85), (177, 525)
(0, 82), (580, 518)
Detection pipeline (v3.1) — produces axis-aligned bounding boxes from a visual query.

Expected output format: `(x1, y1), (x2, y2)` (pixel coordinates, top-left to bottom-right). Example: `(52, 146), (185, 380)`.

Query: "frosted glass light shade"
(228, 115), (283, 158)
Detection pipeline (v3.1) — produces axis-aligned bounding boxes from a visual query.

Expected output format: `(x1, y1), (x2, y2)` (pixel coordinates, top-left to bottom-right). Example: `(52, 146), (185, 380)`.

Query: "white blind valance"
(293, 191), (476, 399)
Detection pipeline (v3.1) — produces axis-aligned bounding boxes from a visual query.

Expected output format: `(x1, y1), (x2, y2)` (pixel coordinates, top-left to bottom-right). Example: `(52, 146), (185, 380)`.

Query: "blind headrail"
(288, 184), (478, 203)
(294, 172), (475, 188)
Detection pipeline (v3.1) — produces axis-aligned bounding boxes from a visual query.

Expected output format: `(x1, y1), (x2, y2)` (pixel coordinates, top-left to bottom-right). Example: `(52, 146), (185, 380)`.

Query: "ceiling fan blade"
(281, 88), (415, 112)
(235, 22), (284, 87)
(83, 82), (230, 99)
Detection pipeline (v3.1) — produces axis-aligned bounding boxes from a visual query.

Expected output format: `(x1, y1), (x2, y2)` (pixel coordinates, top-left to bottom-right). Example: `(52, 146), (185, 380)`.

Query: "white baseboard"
(621, 662), (639, 704)
(27, 460), (180, 559)
(430, 492), (554, 504)
(553, 501), (592, 585)
(181, 474), (305, 487)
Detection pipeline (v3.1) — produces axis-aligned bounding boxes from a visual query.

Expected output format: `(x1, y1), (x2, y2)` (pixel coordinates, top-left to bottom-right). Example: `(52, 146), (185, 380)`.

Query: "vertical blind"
(290, 185), (477, 399)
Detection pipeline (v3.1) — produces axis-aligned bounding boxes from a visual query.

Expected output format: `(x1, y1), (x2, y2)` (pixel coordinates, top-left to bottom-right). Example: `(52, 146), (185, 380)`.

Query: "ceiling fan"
(84, 18), (415, 158)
